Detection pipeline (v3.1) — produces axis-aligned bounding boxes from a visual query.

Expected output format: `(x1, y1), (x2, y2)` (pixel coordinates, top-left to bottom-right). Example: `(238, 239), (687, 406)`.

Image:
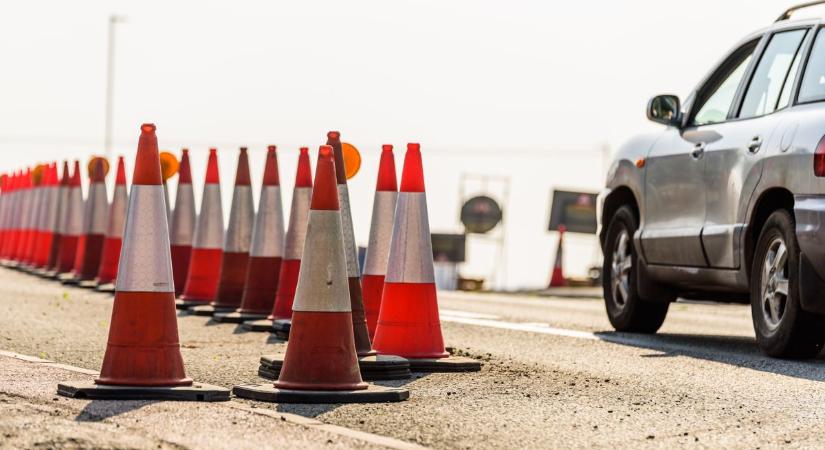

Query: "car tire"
(602, 205), (669, 333)
(750, 209), (825, 359)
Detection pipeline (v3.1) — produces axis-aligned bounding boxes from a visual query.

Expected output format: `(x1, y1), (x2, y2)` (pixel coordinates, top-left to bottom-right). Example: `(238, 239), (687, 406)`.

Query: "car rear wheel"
(750, 209), (825, 358)
(603, 205), (669, 333)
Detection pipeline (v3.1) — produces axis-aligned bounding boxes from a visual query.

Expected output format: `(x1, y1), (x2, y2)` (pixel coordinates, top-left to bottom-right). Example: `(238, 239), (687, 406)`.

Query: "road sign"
(548, 190), (597, 234)
(460, 195), (502, 234)
(432, 233), (466, 263)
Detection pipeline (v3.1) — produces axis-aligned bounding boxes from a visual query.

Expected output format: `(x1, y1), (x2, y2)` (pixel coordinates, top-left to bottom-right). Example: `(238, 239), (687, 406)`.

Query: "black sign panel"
(431, 233), (466, 263)
(548, 190), (598, 234)
(460, 195), (503, 234)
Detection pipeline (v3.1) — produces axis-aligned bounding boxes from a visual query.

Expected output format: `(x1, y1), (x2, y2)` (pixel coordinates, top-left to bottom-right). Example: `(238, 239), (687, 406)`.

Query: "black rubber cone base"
(213, 311), (268, 324)
(57, 380), (230, 402)
(188, 304), (235, 316)
(407, 355), (482, 372)
(31, 268), (50, 277)
(259, 354), (412, 381)
(232, 383), (408, 404)
(58, 273), (80, 285)
(241, 319), (274, 332)
(175, 299), (210, 310)
(78, 280), (98, 289)
(41, 269), (59, 279)
(95, 283), (116, 293)
(272, 318), (291, 340)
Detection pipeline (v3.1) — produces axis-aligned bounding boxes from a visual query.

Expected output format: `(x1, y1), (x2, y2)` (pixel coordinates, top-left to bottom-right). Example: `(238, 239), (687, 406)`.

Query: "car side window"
(738, 29), (808, 119)
(799, 28), (825, 103)
(692, 44), (756, 126)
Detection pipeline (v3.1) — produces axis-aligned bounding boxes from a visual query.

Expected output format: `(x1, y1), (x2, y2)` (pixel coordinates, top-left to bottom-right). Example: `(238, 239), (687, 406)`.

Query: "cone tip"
(400, 143), (425, 193)
(141, 123), (156, 133)
(310, 145), (339, 210)
(327, 131), (340, 139)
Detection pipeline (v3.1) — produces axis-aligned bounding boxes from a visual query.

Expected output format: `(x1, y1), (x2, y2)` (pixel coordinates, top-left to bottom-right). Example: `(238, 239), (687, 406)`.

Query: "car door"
(641, 39), (758, 267)
(700, 27), (811, 269)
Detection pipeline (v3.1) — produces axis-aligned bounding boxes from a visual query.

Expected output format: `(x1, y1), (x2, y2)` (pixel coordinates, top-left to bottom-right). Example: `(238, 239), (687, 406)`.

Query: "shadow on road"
(75, 399), (157, 422)
(594, 331), (825, 382)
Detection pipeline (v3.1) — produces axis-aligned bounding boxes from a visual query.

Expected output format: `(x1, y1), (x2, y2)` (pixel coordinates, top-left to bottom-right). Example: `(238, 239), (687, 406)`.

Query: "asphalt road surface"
(1, 267), (824, 449)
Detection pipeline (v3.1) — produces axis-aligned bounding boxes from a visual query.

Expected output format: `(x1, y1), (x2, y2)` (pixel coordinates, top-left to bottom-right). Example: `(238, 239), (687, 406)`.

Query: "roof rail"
(777, 0), (825, 22)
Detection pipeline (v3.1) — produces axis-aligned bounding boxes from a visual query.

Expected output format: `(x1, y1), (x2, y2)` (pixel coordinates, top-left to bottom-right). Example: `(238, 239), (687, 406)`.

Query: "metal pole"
(104, 15), (124, 159)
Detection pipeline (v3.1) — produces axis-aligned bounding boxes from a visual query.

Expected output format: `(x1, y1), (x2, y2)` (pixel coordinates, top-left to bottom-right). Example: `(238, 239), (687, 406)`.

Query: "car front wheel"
(750, 209), (825, 358)
(602, 205), (669, 333)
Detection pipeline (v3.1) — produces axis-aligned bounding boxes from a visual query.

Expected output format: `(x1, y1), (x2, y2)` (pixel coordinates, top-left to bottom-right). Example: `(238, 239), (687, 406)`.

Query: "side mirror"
(647, 95), (682, 127)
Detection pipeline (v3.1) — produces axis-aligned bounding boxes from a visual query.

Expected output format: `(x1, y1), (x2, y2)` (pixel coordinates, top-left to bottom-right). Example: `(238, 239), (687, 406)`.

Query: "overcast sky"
(0, 0), (802, 288)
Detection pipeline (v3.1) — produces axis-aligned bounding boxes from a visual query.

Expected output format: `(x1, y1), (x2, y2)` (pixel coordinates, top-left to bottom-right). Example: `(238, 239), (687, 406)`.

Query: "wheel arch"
(599, 186), (639, 248)
(745, 187), (795, 278)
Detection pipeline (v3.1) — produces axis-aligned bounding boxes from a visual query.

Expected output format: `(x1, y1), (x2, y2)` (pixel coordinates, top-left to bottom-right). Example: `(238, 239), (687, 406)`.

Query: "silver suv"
(599, 2), (825, 358)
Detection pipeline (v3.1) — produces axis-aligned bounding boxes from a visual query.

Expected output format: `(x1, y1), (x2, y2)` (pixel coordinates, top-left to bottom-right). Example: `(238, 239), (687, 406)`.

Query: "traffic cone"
(260, 135), (410, 382)
(190, 147), (253, 316)
(170, 149), (195, 297)
(42, 162), (70, 277)
(177, 148), (224, 309)
(362, 145), (398, 339)
(31, 164), (60, 272)
(0, 171), (17, 264)
(216, 145), (284, 323)
(55, 161), (84, 277)
(11, 168), (33, 266)
(0, 174), (10, 261)
(1, 171), (23, 265)
(548, 225), (567, 287)
(70, 158), (110, 287)
(372, 143), (481, 372)
(94, 157), (128, 292)
(243, 147), (312, 332)
(21, 165), (47, 270)
(57, 124), (229, 401)
(233, 145), (408, 404)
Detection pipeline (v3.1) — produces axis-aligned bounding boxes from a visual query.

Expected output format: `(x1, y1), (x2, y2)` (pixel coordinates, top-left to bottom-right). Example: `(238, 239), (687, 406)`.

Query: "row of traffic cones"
(0, 123), (480, 404)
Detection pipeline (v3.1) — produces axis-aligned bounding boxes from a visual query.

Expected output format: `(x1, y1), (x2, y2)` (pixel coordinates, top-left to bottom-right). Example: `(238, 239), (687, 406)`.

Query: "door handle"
(691, 143), (705, 159)
(748, 136), (762, 153)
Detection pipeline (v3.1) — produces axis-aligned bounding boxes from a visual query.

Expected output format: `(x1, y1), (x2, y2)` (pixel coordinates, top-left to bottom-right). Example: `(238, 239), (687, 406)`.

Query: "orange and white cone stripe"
(170, 149), (196, 296)
(45, 162), (70, 272)
(55, 162), (84, 274)
(96, 157), (128, 285)
(73, 160), (109, 281)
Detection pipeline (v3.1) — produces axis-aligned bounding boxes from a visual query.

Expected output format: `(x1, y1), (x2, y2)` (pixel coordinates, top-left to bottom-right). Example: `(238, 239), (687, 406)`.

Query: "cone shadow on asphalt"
(74, 399), (157, 422)
(593, 331), (825, 382)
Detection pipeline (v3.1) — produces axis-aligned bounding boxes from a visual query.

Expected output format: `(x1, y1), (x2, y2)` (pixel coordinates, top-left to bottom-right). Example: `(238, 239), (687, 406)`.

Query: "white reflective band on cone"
(7, 191), (20, 232)
(106, 185), (128, 239)
(18, 190), (32, 231)
(337, 184), (360, 277)
(250, 185), (285, 258)
(193, 184), (224, 249)
(363, 190), (398, 276)
(163, 183), (172, 226)
(87, 183), (109, 235)
(291, 210), (351, 312)
(52, 186), (68, 233)
(115, 185), (174, 292)
(40, 187), (59, 232)
(385, 192), (436, 284)
(170, 184), (196, 246)
(224, 185), (254, 253)
(62, 187), (84, 236)
(28, 188), (44, 234)
(284, 187), (312, 260)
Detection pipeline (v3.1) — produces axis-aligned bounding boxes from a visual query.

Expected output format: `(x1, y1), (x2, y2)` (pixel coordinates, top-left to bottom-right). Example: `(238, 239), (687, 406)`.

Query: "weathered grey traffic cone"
(177, 148), (224, 310)
(243, 147), (312, 332)
(57, 123), (229, 402)
(55, 162), (84, 278)
(261, 133), (411, 382)
(190, 147), (253, 316)
(74, 158), (110, 288)
(362, 145), (398, 339)
(41, 162), (70, 277)
(234, 145), (408, 404)
(170, 149), (195, 297)
(94, 157), (128, 292)
(216, 145), (284, 323)
(373, 143), (481, 372)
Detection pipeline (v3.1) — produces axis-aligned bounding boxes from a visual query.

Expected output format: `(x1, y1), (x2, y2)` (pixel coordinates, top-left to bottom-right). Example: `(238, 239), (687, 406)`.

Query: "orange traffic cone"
(177, 148), (224, 310)
(244, 147), (313, 332)
(42, 162), (71, 277)
(372, 143), (481, 372)
(72, 158), (110, 287)
(54, 162), (83, 277)
(21, 164), (49, 270)
(261, 135), (410, 381)
(233, 145), (408, 404)
(2, 171), (23, 265)
(0, 173), (11, 262)
(94, 156), (128, 292)
(57, 124), (229, 401)
(363, 145), (398, 339)
(170, 149), (195, 297)
(190, 147), (253, 316)
(31, 164), (60, 272)
(11, 168), (34, 266)
(216, 145), (285, 323)
(548, 225), (567, 287)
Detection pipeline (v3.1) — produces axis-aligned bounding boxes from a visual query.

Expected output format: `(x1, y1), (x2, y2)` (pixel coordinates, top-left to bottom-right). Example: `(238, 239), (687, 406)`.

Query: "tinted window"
(693, 47), (754, 126)
(799, 28), (825, 103)
(739, 29), (807, 118)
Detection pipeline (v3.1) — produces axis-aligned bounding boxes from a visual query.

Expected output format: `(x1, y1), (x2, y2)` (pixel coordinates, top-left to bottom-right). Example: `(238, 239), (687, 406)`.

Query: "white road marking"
(438, 309), (500, 320)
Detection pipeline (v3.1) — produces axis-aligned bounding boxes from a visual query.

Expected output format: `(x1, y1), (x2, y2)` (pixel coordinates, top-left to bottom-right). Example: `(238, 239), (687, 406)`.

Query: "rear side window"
(738, 29), (808, 119)
(799, 28), (825, 103)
